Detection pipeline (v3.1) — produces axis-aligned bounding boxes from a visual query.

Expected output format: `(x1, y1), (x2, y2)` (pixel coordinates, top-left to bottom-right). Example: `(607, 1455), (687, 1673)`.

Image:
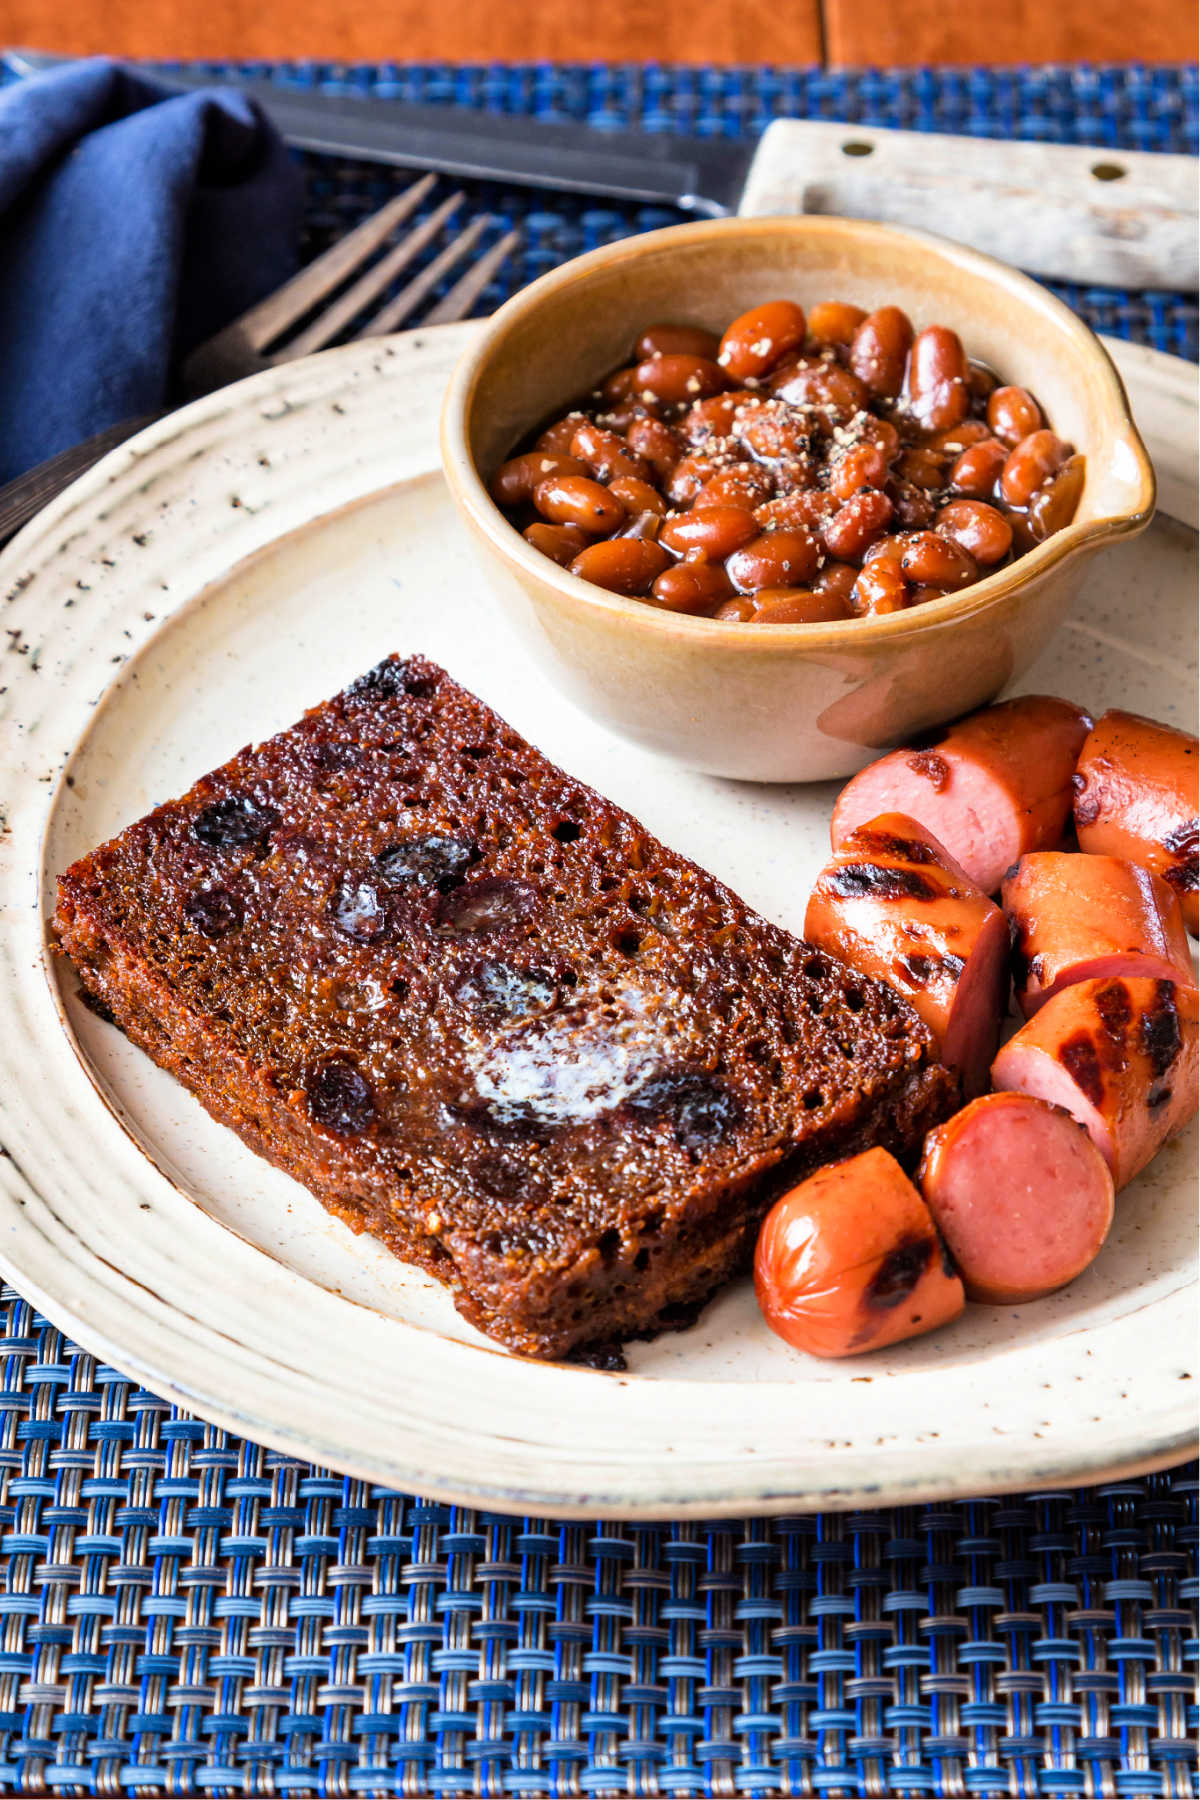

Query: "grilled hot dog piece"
(1073, 710), (1199, 935)
(805, 813), (1009, 1096)
(832, 695), (1093, 894)
(1003, 853), (1196, 1018)
(991, 976), (1198, 1189)
(918, 1093), (1114, 1303)
(754, 1146), (965, 1358)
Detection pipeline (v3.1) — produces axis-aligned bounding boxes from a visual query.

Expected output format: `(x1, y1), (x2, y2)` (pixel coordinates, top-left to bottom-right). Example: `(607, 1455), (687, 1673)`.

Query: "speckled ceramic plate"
(0, 323), (1195, 1517)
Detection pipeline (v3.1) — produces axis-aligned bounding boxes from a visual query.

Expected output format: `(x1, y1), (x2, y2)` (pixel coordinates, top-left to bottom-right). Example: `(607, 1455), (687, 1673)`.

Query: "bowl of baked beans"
(442, 217), (1154, 781)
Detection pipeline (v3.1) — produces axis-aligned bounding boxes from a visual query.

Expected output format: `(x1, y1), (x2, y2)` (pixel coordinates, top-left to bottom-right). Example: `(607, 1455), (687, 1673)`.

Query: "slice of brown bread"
(53, 654), (954, 1361)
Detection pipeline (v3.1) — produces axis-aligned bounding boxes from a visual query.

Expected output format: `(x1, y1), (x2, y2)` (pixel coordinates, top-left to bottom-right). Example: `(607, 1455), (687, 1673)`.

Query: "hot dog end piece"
(832, 695), (1093, 894)
(918, 1092), (1114, 1303)
(1073, 709), (1199, 937)
(805, 811), (1010, 1097)
(754, 1146), (965, 1358)
(1002, 852), (1197, 1018)
(991, 975), (1198, 1189)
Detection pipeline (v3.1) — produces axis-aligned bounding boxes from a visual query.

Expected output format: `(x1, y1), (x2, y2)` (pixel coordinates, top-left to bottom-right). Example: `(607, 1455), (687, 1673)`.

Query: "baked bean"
(716, 587), (852, 624)
(907, 326), (970, 431)
(523, 522), (590, 566)
(926, 419), (992, 454)
(895, 447), (947, 491)
(694, 466), (775, 510)
(850, 307), (914, 400)
(935, 498), (1013, 565)
(534, 414), (587, 456)
(649, 562), (734, 614)
(627, 417), (684, 482)
(569, 538), (670, 594)
(600, 366), (639, 404)
(666, 452), (719, 505)
(570, 422), (650, 484)
(734, 401), (814, 464)
(635, 354), (729, 405)
(999, 430), (1071, 507)
(755, 491), (838, 532)
(769, 358), (871, 420)
(859, 416), (901, 462)
(609, 476), (668, 519)
(852, 560), (910, 615)
(823, 489), (894, 560)
(718, 300), (808, 381)
(680, 391), (758, 444)
(908, 584), (950, 606)
(807, 301), (867, 347)
(534, 475), (626, 535)
(987, 384), (1043, 447)
(853, 537), (911, 614)
(726, 528), (821, 592)
(949, 437), (1008, 497)
(635, 323), (721, 361)
(773, 453), (820, 493)
(602, 396), (662, 430)
(1028, 453), (1086, 540)
(830, 440), (890, 502)
(887, 478), (935, 528)
(898, 530), (978, 590)
(660, 506), (761, 561)
(490, 452), (588, 507)
(813, 560), (861, 603)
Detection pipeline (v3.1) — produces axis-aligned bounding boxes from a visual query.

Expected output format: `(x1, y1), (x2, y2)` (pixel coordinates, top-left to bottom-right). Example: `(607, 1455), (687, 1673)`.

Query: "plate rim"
(1, 323), (1196, 1517)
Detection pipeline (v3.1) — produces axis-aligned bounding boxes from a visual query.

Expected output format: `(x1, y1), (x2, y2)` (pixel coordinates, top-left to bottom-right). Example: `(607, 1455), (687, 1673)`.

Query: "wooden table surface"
(4, 0), (1192, 67)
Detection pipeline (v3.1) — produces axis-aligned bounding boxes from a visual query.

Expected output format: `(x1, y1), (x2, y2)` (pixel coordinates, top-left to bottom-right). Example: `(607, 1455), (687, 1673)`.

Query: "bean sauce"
(491, 300), (1084, 622)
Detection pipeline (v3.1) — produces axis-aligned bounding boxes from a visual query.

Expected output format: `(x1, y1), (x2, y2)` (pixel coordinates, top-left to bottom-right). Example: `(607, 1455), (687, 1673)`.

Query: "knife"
(7, 48), (1197, 291)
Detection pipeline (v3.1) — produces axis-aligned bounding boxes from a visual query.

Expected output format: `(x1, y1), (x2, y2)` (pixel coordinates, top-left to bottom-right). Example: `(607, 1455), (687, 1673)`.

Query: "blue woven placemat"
(0, 57), (1197, 1797)
(0, 1285), (1195, 1797)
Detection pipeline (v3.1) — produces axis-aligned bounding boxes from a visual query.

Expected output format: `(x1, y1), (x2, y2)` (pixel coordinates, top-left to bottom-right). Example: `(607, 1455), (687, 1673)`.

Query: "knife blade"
(6, 49), (1197, 290)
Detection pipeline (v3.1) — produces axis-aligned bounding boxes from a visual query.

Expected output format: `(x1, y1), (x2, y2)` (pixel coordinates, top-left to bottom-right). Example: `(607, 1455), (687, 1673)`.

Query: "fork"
(0, 175), (519, 550)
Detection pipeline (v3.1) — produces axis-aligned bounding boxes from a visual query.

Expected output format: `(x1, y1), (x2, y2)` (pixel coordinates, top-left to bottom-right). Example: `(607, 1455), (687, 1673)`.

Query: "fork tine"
(282, 191), (466, 358)
(422, 229), (522, 326)
(231, 174), (438, 351)
(356, 216), (491, 339)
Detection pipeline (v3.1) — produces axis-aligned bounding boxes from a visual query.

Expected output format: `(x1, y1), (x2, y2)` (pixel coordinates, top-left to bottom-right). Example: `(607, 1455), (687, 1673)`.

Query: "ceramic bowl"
(441, 217), (1154, 782)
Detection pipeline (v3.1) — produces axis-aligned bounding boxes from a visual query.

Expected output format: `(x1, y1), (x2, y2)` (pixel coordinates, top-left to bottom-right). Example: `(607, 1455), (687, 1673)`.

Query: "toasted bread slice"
(54, 655), (953, 1359)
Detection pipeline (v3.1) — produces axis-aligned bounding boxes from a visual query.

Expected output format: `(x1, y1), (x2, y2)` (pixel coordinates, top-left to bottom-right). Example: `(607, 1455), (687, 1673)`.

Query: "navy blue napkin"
(0, 58), (303, 483)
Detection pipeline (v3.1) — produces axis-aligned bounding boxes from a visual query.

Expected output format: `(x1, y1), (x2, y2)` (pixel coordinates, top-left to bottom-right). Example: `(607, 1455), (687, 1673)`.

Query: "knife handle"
(739, 120), (1198, 292)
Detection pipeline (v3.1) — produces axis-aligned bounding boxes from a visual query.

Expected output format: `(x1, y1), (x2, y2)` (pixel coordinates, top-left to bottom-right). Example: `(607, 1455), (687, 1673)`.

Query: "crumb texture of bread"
(53, 655), (954, 1360)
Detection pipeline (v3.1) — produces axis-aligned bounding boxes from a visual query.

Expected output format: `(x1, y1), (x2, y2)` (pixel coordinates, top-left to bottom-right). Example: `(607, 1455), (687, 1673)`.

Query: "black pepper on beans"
(490, 299), (1084, 623)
